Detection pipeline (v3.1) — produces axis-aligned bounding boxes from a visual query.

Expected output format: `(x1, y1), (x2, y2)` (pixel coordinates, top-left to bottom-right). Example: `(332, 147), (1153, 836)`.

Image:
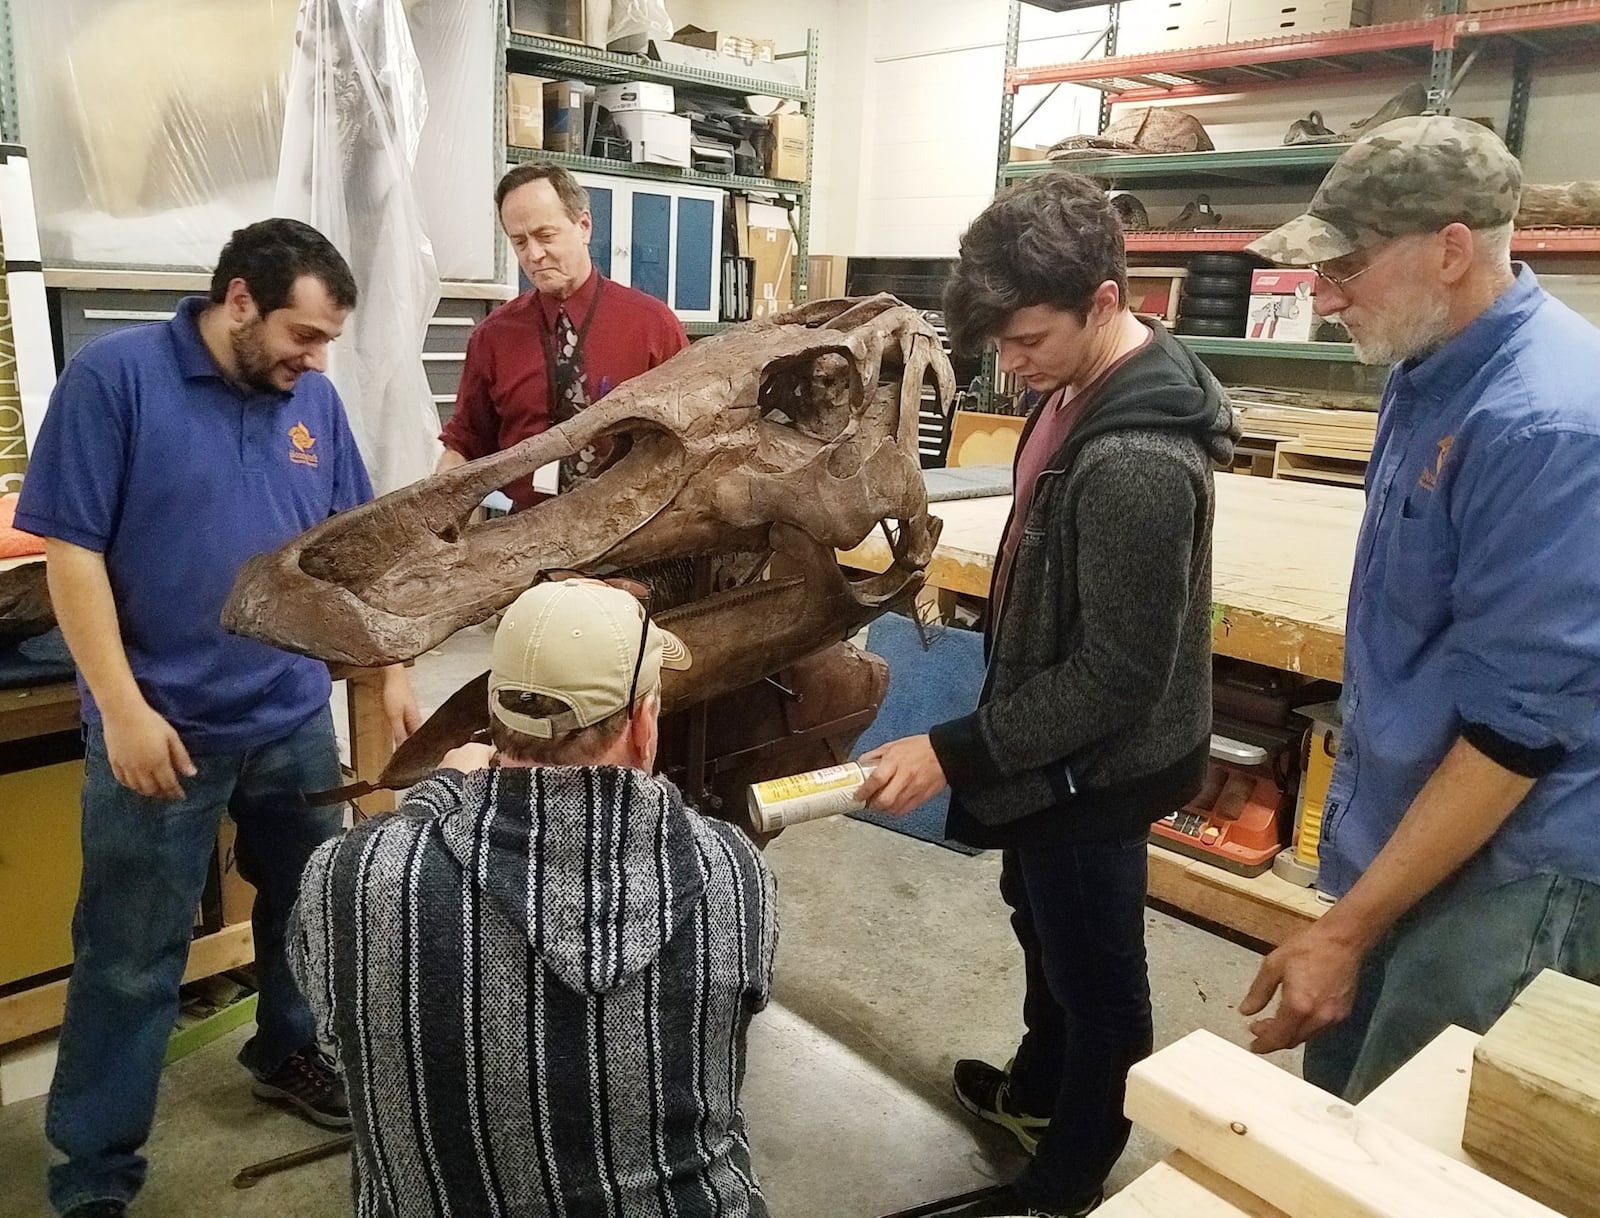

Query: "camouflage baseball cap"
(1248, 115), (1522, 266)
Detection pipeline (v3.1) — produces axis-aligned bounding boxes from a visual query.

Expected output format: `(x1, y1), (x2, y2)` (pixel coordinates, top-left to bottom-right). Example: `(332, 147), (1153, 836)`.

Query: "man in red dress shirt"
(437, 163), (689, 509)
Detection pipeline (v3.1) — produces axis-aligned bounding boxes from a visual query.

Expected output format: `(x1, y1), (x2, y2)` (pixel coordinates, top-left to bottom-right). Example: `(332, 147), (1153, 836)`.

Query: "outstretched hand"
(1239, 924), (1364, 1054)
(858, 735), (948, 817)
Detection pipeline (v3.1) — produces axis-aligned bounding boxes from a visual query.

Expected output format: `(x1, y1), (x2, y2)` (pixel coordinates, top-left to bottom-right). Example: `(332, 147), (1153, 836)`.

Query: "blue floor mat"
(850, 612), (988, 854)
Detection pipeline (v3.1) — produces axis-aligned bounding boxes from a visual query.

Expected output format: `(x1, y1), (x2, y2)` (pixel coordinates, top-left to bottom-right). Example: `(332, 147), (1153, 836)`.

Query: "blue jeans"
(1001, 832), (1154, 1212)
(45, 706), (344, 1213)
(1305, 872), (1600, 1102)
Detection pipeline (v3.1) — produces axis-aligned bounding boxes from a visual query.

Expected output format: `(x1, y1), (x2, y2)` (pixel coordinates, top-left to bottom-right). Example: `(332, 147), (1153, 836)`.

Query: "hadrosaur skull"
(223, 296), (954, 731)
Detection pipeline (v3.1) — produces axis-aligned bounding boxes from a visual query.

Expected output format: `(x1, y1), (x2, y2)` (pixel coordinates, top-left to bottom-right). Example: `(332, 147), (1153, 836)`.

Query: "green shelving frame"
(504, 25), (819, 318)
(508, 145), (808, 198)
(507, 32), (808, 103)
(1001, 143), (1351, 187)
(1179, 337), (1360, 363)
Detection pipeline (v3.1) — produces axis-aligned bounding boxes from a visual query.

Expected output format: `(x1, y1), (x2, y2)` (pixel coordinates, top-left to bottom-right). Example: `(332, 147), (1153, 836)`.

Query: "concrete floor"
(0, 627), (1300, 1217)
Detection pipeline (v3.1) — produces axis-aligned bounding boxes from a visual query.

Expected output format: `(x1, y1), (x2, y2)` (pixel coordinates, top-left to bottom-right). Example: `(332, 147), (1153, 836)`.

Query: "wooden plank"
(1465, 970), (1600, 1218)
(1357, 1025), (1481, 1167)
(1126, 1030), (1562, 1218)
(1101, 1152), (1290, 1217)
(344, 668), (396, 816)
(0, 681), (80, 744)
(1147, 847), (1326, 948)
(0, 923), (254, 1045)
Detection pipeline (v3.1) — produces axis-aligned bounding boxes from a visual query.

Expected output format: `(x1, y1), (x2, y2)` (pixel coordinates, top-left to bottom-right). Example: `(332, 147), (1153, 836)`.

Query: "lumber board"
(1146, 846), (1326, 947)
(1125, 1029), (1563, 1218)
(1099, 1153), (1290, 1217)
(0, 923), (254, 1045)
(0, 681), (80, 744)
(1465, 969), (1600, 1218)
(1356, 1025), (1481, 1167)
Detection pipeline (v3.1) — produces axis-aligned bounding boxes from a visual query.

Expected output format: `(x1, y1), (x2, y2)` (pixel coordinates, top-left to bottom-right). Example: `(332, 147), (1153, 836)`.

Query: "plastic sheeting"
(609, 0), (674, 43)
(14, 0), (296, 269)
(276, 0), (443, 496)
(12, 0), (495, 279)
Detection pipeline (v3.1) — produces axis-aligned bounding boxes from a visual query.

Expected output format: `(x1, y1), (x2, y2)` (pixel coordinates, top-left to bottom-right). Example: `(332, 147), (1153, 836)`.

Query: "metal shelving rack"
(503, 25), (820, 314)
(991, 0), (1600, 383)
(0, 0), (17, 144)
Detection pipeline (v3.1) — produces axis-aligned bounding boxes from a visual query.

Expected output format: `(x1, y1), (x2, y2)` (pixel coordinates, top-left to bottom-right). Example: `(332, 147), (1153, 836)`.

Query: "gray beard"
(1332, 296), (1454, 366)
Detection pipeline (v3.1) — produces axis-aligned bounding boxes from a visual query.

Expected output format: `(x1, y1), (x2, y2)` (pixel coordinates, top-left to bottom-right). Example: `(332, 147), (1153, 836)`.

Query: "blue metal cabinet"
(572, 171), (723, 323)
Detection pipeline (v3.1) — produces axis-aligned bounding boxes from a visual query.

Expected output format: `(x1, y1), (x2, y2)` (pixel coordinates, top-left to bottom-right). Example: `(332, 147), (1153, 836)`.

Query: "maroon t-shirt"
(993, 331), (1151, 617)
(440, 271), (689, 509)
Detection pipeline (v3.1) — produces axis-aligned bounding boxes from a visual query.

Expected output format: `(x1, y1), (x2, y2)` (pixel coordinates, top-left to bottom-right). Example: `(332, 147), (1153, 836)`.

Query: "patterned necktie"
(550, 308), (597, 491)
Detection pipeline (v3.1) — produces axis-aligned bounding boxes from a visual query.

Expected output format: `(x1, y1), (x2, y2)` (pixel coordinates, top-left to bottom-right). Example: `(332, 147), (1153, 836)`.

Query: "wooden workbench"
(843, 473), (1362, 683)
(839, 473), (1364, 947)
(0, 599), (398, 1045)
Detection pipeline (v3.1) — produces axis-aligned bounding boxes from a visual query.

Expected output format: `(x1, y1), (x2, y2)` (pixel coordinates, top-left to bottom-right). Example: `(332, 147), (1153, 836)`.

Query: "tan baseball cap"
(1248, 115), (1523, 266)
(489, 579), (691, 739)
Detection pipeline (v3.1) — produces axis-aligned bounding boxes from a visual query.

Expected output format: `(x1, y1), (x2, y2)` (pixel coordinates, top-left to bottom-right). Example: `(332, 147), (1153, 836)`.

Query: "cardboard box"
(1128, 267), (1189, 326)
(214, 820), (258, 928)
(752, 297), (793, 321)
(650, 40), (804, 91)
(1369, 0), (1435, 22)
(1008, 144), (1053, 163)
(748, 201), (795, 311)
(807, 254), (850, 300)
(673, 24), (777, 64)
(613, 110), (691, 168)
(1227, 0), (1370, 41)
(0, 759), (83, 987)
(1246, 268), (1318, 341)
(542, 79), (588, 153)
(767, 112), (808, 182)
(1117, 0), (1230, 54)
(510, 0), (585, 41)
(506, 74), (545, 150)
(595, 81), (675, 114)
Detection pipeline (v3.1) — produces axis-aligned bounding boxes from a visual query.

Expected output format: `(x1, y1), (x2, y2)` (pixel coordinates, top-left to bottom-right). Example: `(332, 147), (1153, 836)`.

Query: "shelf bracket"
(1505, 45), (1533, 156)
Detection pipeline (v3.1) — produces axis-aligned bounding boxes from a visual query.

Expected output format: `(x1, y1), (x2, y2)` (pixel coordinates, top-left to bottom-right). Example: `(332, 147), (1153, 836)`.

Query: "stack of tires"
(1176, 253), (1256, 338)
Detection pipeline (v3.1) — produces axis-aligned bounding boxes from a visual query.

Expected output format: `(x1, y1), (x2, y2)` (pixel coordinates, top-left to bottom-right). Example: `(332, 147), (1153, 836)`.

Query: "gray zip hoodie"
(930, 321), (1239, 850)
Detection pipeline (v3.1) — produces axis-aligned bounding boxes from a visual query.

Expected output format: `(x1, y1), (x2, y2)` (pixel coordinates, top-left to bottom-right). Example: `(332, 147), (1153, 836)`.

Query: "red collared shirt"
(440, 271), (688, 509)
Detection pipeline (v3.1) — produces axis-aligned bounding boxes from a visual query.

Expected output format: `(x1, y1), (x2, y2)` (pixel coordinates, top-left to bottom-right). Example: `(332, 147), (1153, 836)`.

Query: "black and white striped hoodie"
(290, 763), (777, 1218)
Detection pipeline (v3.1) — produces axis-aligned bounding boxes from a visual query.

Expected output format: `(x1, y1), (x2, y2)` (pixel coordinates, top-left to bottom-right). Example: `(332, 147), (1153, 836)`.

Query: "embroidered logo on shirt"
(288, 422), (319, 468)
(1418, 434), (1454, 491)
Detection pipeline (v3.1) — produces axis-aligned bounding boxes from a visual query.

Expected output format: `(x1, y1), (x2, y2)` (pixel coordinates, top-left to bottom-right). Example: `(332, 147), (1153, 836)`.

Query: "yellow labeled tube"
(747, 762), (879, 833)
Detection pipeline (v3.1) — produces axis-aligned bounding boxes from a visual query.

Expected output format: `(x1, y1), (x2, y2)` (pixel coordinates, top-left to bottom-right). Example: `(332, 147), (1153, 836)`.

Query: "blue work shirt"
(15, 297), (373, 754)
(1321, 267), (1600, 901)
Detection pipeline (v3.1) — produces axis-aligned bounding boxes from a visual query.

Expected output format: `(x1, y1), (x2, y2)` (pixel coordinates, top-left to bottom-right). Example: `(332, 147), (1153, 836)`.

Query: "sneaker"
(942, 1183), (1102, 1217)
(251, 1046), (352, 1129)
(63, 1203), (127, 1218)
(953, 1057), (1051, 1154)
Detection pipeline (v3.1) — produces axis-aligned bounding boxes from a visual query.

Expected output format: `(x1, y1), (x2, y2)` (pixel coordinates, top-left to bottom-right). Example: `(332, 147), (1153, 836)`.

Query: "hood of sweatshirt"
(437, 764), (705, 996)
(1051, 320), (1239, 470)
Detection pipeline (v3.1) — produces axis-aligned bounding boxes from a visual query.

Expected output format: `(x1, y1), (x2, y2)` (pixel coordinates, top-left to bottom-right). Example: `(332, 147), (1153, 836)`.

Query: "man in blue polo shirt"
(16, 218), (420, 1218)
(1238, 117), (1600, 1100)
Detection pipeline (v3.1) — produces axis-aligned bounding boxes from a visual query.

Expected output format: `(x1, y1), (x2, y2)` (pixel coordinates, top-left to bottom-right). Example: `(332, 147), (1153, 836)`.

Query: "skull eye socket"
(758, 350), (861, 442)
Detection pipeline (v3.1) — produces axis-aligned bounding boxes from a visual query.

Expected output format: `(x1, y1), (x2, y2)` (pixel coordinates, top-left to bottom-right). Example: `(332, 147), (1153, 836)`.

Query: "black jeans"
(1000, 832), (1154, 1211)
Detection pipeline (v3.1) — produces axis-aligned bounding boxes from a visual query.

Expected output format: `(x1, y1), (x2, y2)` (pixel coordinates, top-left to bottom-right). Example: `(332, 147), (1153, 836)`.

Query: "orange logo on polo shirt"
(288, 422), (319, 468)
(1418, 434), (1453, 491)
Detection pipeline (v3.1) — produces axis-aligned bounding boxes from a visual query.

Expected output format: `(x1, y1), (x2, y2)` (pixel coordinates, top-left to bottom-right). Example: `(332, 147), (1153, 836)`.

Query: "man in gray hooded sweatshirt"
(290, 577), (777, 1218)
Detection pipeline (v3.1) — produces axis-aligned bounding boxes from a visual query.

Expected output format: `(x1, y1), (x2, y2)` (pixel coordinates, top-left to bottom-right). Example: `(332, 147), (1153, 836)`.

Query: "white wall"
(669, 0), (867, 254)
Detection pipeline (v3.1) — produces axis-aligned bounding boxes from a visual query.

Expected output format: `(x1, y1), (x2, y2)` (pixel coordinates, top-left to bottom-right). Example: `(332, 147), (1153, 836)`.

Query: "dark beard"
(230, 321), (291, 396)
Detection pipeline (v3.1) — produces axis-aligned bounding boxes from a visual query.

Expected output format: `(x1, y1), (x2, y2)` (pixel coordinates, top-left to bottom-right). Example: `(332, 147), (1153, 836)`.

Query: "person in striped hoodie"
(289, 577), (777, 1217)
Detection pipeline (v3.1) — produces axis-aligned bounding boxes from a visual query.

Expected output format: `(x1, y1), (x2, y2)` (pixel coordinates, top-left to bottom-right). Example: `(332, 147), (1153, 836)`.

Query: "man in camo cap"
(1239, 114), (1600, 1101)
